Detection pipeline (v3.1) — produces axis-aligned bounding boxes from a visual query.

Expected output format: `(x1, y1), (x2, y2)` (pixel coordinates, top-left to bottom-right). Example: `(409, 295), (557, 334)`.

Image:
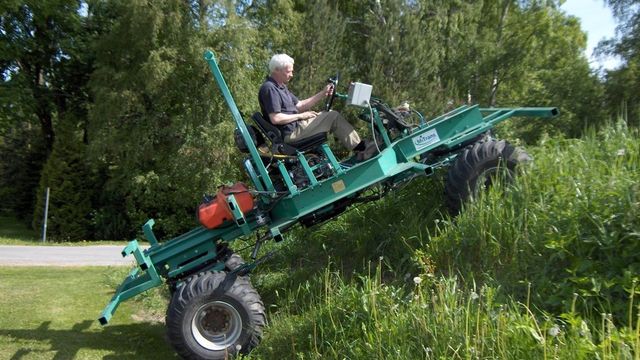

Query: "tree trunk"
(489, 0), (510, 107)
(32, 66), (55, 152)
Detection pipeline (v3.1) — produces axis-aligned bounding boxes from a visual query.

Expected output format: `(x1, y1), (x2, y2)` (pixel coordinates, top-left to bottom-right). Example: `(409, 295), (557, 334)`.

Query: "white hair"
(268, 54), (294, 73)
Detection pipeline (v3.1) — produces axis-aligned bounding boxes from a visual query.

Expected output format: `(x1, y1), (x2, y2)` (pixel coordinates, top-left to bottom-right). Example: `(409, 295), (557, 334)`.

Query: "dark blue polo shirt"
(258, 76), (300, 135)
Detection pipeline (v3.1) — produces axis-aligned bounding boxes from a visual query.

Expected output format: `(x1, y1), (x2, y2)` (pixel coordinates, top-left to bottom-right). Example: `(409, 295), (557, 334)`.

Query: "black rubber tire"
(166, 271), (266, 360)
(445, 139), (531, 215)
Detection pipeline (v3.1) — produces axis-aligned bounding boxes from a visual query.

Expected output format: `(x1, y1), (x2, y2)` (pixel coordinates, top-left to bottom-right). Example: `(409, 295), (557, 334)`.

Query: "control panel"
(346, 82), (373, 108)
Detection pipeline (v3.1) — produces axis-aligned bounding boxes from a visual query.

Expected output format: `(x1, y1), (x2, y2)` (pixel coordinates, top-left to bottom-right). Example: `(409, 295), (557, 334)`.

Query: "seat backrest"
(252, 112), (283, 144)
(233, 125), (265, 154)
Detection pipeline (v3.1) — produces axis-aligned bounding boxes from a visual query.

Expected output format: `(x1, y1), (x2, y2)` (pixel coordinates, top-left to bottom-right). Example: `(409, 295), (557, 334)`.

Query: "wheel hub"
(191, 301), (243, 351)
(201, 308), (231, 333)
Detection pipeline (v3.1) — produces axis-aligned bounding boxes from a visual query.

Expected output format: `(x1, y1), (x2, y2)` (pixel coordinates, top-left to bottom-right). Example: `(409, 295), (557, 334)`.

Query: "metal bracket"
(99, 239), (162, 325)
(277, 160), (298, 195)
(142, 219), (158, 246)
(226, 194), (251, 235)
(296, 152), (318, 187)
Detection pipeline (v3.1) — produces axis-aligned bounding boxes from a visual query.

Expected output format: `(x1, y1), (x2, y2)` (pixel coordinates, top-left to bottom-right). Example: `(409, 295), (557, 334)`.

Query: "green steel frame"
(99, 50), (558, 325)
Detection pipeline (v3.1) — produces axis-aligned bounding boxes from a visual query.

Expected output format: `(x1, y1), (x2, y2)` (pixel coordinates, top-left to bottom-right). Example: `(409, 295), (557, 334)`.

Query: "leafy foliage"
(0, 0), (631, 242)
(87, 0), (251, 238)
(0, 0), (95, 223)
(600, 0), (640, 125)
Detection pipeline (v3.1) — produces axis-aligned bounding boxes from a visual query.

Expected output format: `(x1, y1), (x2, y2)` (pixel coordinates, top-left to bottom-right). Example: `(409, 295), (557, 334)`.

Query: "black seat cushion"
(251, 112), (326, 155)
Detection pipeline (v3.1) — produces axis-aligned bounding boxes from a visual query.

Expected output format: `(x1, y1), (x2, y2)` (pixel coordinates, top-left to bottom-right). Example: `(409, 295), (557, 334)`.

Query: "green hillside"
(242, 122), (639, 359)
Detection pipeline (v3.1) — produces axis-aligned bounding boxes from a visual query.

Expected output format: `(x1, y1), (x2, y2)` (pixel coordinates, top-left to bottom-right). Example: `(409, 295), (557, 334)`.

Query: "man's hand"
(296, 85), (333, 112)
(299, 111), (318, 120)
(324, 84), (334, 97)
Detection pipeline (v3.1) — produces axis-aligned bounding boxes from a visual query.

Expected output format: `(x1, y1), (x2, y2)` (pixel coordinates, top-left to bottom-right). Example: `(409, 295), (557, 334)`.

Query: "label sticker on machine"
(332, 180), (346, 193)
(412, 129), (440, 151)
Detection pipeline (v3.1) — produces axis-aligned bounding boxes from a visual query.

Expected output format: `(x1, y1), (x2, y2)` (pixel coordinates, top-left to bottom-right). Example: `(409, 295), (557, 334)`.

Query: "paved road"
(0, 245), (143, 266)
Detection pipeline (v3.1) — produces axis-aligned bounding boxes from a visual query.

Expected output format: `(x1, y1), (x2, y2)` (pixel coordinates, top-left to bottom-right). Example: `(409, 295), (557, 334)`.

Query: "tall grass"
(429, 121), (640, 319)
(250, 263), (638, 359)
(247, 121), (639, 359)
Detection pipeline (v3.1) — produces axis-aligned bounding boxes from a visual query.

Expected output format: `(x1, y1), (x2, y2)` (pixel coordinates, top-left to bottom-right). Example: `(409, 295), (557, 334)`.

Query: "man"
(258, 54), (368, 155)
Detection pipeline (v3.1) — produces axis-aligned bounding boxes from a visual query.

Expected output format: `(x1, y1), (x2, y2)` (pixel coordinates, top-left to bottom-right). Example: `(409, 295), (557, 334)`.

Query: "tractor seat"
(251, 112), (326, 156)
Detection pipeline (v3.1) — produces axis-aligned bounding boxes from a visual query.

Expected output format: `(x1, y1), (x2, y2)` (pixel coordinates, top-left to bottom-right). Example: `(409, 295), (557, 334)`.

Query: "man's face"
(274, 64), (294, 85)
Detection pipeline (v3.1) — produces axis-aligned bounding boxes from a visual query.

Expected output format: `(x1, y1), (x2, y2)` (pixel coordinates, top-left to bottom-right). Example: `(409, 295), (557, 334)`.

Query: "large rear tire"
(166, 271), (265, 360)
(445, 139), (531, 215)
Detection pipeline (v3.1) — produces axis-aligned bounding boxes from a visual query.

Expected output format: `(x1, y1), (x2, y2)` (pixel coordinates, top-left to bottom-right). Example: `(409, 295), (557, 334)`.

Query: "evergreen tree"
(88, 0), (259, 238)
(32, 119), (94, 241)
(0, 0), (619, 240)
(285, 0), (347, 97)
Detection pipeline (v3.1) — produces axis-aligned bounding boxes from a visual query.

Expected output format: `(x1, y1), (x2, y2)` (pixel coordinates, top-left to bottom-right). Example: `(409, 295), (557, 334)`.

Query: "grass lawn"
(0, 266), (177, 359)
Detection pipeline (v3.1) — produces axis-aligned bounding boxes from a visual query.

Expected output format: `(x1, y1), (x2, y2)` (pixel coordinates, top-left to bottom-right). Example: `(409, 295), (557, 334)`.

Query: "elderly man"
(258, 54), (368, 155)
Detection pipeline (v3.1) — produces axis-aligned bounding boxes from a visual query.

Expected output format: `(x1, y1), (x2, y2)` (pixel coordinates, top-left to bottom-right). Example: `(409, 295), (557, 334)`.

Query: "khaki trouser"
(284, 111), (361, 150)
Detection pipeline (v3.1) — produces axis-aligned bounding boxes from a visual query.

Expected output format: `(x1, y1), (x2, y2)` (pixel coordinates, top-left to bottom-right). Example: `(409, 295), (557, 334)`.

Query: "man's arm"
(269, 111), (318, 125)
(296, 84), (333, 112)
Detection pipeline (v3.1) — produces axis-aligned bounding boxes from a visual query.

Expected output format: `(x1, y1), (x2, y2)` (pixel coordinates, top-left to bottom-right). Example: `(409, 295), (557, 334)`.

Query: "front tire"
(445, 139), (531, 215)
(166, 271), (265, 360)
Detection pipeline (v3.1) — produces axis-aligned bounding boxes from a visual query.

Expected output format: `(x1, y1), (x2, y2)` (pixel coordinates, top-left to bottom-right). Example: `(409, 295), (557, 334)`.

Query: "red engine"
(198, 183), (254, 229)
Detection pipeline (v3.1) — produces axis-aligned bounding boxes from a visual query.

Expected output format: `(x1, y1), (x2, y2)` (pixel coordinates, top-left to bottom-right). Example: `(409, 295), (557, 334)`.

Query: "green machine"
(99, 50), (558, 359)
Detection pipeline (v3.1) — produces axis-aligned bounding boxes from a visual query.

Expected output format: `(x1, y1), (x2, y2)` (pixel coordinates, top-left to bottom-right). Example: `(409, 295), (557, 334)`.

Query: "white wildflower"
(413, 276), (423, 285)
(548, 325), (561, 337)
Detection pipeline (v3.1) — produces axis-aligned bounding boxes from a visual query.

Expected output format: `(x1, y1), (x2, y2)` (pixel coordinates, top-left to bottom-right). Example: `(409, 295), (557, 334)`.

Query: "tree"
(0, 124), (46, 220)
(604, 0), (640, 60)
(88, 0), (259, 238)
(32, 119), (94, 241)
(494, 2), (606, 141)
(601, 0), (640, 125)
(441, 1), (606, 142)
(0, 0), (95, 224)
(0, 0), (86, 150)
